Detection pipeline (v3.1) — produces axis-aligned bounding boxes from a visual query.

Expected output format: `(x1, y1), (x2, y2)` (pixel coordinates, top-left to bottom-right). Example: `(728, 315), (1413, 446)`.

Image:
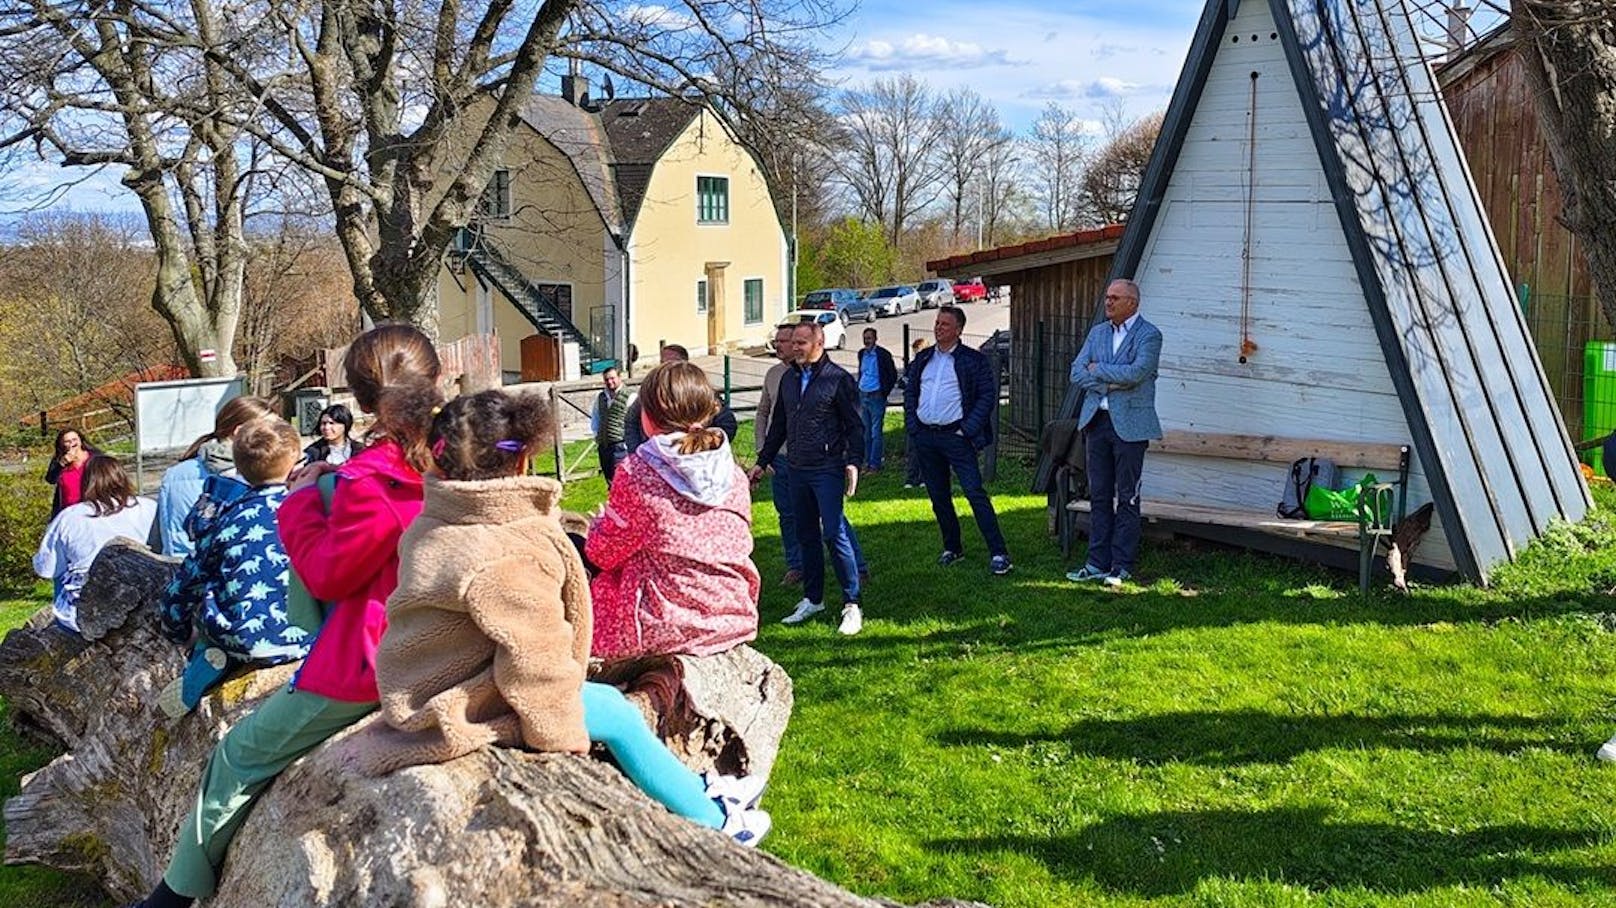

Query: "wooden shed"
(1041, 0), (1590, 584)
(929, 226), (1121, 436)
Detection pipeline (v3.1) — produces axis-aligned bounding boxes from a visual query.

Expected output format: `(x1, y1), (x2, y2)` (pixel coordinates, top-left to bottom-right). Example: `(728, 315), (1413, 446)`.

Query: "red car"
(952, 277), (989, 303)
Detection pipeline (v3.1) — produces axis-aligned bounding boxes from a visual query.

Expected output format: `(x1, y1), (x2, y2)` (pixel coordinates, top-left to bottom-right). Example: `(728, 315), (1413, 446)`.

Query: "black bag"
(1278, 456), (1339, 519)
(1041, 419), (1087, 499)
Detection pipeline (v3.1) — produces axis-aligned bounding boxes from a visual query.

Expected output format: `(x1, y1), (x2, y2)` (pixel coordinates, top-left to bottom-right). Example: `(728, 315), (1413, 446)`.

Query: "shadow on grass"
(937, 709), (1585, 765)
(927, 807), (1616, 896)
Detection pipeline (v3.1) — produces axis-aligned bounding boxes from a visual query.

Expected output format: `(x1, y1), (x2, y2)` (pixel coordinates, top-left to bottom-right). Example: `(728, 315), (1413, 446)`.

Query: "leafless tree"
(0, 0), (282, 377)
(1026, 101), (1091, 233)
(936, 88), (1007, 246)
(978, 123), (1026, 249)
(829, 75), (950, 252)
(235, 223), (360, 396)
(1081, 111), (1163, 225)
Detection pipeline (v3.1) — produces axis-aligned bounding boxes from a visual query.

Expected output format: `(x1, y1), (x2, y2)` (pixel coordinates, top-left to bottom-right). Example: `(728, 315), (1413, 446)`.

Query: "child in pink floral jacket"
(586, 362), (761, 661)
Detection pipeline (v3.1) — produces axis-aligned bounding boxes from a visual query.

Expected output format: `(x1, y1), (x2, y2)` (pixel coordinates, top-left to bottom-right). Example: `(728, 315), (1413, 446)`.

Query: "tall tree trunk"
(127, 169), (240, 377)
(1515, 7), (1616, 326)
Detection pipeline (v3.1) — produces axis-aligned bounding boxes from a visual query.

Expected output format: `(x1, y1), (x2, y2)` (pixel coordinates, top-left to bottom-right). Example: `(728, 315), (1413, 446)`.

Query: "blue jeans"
(912, 428), (1008, 558)
(772, 462), (866, 574)
(1083, 411), (1148, 573)
(789, 465), (862, 605)
(861, 393), (887, 468)
(582, 683), (722, 828)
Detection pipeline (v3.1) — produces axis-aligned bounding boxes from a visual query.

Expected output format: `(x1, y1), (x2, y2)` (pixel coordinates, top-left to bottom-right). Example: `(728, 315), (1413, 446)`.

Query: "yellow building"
(437, 81), (792, 380)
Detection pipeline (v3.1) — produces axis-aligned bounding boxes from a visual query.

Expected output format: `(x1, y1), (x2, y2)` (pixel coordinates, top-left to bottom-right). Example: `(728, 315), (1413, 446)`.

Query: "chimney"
(561, 59), (589, 108)
(1445, 4), (1472, 53)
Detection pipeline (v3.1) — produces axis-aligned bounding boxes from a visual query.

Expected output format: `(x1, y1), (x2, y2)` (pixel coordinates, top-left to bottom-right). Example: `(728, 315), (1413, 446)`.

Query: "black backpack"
(1278, 456), (1339, 519)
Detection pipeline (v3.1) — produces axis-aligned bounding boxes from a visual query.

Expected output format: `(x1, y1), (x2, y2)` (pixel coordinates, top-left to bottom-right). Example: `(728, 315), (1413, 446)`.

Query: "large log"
(0, 541), (979, 907)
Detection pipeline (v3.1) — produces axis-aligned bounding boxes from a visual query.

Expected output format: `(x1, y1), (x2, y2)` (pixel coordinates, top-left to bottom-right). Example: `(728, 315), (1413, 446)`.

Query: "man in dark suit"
(855, 327), (899, 472)
(1066, 279), (1164, 587)
(903, 306), (1012, 576)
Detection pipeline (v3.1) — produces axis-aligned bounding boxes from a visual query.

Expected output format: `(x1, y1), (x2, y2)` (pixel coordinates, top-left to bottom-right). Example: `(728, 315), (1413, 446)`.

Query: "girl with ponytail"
(586, 361), (760, 662)
(133, 324), (443, 908)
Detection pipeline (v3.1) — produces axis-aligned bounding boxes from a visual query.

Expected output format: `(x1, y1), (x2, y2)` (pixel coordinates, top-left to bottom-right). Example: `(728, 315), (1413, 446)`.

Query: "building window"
(744, 278), (763, 325)
(697, 176), (729, 224)
(479, 169), (511, 220)
(696, 279), (708, 314)
(535, 282), (572, 322)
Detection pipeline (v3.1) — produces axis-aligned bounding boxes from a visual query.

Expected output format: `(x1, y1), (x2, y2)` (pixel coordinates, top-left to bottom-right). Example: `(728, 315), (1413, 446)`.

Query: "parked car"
(952, 277), (989, 303)
(915, 279), (955, 309)
(773, 309), (847, 351)
(868, 285), (920, 317)
(978, 328), (1010, 385)
(802, 287), (874, 323)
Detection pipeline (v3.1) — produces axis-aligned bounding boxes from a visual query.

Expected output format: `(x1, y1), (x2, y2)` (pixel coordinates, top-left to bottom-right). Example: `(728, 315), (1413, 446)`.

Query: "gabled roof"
(599, 98), (702, 234)
(1042, 0), (1587, 583)
(516, 95), (702, 238)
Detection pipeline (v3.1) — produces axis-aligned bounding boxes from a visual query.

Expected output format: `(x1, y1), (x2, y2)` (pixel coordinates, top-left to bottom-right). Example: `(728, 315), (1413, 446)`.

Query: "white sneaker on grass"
(782, 599), (824, 625)
(721, 806), (772, 847)
(838, 603), (863, 636)
(703, 771), (768, 813)
(1597, 732), (1616, 762)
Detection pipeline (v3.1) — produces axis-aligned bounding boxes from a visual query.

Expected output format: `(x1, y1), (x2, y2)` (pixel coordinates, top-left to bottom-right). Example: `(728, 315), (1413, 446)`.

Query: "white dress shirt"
(917, 345), (964, 426)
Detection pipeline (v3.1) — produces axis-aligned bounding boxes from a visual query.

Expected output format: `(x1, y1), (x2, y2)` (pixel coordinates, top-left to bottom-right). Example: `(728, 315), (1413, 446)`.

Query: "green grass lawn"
(6, 418), (1616, 906)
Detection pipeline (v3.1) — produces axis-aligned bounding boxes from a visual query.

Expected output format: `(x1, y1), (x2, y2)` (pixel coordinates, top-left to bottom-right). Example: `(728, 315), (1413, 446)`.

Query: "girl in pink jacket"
(587, 362), (761, 661)
(133, 325), (443, 908)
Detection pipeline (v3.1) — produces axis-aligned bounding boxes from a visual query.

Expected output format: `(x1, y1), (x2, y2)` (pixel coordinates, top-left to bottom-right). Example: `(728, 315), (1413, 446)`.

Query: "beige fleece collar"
(422, 474), (565, 525)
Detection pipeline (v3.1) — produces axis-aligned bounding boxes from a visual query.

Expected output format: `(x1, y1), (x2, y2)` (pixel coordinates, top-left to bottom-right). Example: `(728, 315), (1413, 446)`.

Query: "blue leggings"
(582, 682), (723, 828)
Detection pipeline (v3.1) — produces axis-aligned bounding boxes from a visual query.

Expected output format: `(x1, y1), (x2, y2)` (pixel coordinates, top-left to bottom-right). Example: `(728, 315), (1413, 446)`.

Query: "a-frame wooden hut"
(1046, 0), (1590, 583)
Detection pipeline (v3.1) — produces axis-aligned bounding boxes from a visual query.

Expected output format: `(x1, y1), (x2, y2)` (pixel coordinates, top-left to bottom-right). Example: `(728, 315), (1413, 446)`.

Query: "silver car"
(915, 279), (954, 309)
(868, 285), (920, 317)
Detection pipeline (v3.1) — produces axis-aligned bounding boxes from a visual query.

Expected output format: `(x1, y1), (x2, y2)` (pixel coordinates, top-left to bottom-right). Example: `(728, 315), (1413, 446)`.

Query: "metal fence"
(1521, 292), (1610, 455)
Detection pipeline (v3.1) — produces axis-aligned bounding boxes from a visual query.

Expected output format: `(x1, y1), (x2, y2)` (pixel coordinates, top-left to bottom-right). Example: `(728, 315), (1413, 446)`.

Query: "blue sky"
(1, 0), (1206, 216)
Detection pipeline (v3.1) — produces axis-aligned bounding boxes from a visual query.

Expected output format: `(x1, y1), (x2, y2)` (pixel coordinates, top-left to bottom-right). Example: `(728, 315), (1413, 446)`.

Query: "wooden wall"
(1002, 253), (1114, 434)
(1441, 44), (1602, 439)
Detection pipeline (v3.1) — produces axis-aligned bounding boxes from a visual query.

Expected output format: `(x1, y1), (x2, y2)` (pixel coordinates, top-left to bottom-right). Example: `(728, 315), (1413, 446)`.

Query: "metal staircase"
(452, 228), (616, 375)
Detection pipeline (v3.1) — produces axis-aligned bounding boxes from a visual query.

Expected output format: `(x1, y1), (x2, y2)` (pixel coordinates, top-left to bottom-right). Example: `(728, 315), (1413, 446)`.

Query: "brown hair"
(233, 416), (302, 485)
(180, 396), (278, 461)
(343, 324), (443, 473)
(80, 455), (137, 517)
(429, 390), (552, 481)
(638, 362), (724, 456)
(53, 428), (89, 461)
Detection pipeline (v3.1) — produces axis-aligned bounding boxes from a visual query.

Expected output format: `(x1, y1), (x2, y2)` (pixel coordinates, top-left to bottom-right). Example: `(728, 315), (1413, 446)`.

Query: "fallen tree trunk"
(0, 541), (979, 907)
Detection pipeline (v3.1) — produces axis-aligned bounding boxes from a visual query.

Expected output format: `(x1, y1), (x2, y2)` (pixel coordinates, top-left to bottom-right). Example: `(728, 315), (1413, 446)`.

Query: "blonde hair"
(639, 362), (724, 456)
(233, 416), (302, 485)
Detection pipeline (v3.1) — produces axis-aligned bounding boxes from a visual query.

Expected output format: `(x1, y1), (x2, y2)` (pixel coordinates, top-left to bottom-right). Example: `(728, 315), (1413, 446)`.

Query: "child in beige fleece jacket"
(360, 389), (769, 845)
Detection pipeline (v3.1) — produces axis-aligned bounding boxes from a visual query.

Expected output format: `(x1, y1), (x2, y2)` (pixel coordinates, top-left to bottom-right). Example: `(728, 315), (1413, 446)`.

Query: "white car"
(774, 309), (847, 350)
(915, 279), (955, 309)
(868, 285), (920, 317)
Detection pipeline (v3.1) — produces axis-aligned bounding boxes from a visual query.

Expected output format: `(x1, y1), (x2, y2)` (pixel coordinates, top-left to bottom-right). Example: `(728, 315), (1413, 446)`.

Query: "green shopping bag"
(284, 472), (339, 635)
(1303, 473), (1383, 523)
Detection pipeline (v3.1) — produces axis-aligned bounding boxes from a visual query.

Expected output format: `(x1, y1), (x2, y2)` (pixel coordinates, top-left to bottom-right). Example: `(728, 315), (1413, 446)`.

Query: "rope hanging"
(1239, 69), (1260, 363)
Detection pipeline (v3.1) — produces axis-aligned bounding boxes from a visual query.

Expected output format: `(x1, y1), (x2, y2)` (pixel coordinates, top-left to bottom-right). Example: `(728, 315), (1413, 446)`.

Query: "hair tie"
(686, 424), (704, 434)
(430, 437), (447, 460)
(494, 440), (526, 453)
(430, 404), (443, 417)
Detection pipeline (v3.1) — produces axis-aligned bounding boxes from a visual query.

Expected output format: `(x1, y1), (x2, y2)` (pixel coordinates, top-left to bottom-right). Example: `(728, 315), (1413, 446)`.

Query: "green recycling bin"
(1585, 341), (1616, 475)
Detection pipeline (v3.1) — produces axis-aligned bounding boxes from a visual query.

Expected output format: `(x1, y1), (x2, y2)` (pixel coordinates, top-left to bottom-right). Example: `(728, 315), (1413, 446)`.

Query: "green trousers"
(164, 685), (376, 899)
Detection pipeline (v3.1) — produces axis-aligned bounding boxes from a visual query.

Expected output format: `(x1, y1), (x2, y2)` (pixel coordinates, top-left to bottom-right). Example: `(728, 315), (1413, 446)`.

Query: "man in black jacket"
(751, 321), (866, 635)
(903, 306), (1013, 576)
(855, 327), (899, 472)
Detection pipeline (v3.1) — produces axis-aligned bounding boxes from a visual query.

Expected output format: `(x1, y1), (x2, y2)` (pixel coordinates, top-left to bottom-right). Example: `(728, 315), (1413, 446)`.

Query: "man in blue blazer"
(904, 306), (1013, 576)
(1067, 279), (1163, 586)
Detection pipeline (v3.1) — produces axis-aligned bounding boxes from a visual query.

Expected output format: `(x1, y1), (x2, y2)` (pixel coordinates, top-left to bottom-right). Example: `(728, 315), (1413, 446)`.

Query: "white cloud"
(846, 33), (1022, 71)
(620, 4), (696, 30)
(1023, 76), (1156, 101)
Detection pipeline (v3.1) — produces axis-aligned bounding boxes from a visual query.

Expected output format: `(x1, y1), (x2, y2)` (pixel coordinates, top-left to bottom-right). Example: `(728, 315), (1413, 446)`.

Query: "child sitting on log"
(585, 361), (761, 661)
(156, 416), (310, 717)
(357, 389), (770, 845)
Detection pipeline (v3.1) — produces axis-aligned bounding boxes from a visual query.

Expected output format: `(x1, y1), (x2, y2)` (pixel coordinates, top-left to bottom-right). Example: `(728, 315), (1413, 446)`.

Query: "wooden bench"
(1062, 430), (1411, 592)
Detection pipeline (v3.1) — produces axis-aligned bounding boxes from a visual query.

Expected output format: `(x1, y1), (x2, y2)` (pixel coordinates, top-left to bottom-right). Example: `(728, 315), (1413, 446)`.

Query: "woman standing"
(44, 428), (99, 517)
(128, 325), (443, 908)
(153, 396), (277, 557)
(34, 456), (157, 633)
(300, 403), (363, 468)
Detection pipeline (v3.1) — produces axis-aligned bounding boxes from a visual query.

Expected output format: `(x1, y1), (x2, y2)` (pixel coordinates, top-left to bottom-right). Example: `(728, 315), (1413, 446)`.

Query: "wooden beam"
(1151, 430), (1409, 469)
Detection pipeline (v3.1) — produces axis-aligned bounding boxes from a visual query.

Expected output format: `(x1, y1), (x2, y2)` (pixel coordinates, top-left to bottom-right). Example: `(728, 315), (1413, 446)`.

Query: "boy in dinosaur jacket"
(157, 416), (311, 717)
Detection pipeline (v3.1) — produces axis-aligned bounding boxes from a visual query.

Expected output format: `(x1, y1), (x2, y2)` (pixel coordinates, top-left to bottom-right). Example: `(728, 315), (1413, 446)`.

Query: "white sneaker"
(782, 599), (825, 625)
(721, 806), (772, 847)
(838, 603), (863, 636)
(703, 771), (768, 812)
(1597, 733), (1616, 762)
